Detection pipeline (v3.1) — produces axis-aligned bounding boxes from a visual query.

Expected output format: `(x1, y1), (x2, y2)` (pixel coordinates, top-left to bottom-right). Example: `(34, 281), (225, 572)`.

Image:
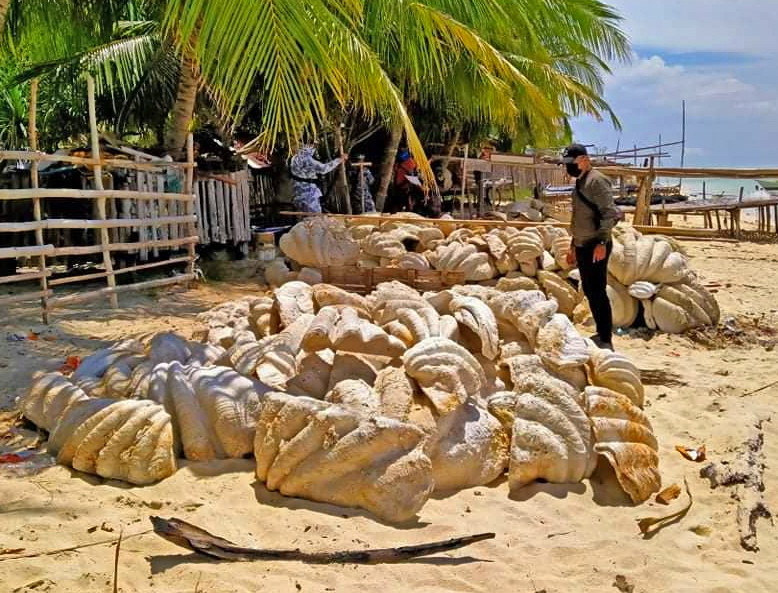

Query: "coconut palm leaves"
(3, 0), (630, 160)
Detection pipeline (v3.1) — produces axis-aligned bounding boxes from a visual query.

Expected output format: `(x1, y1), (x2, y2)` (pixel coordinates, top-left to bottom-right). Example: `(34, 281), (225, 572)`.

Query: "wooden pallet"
(320, 266), (466, 294)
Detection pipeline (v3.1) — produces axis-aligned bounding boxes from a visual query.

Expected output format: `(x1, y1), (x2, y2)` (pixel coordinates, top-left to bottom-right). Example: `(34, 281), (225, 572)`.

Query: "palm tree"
(4, 0), (630, 197)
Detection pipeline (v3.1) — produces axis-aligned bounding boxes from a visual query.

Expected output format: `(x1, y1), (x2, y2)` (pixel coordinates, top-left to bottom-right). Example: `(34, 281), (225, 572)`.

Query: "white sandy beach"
(0, 238), (776, 593)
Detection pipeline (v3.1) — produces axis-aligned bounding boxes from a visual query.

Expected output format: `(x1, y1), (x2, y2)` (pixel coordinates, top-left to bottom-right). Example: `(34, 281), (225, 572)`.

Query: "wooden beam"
(46, 274), (194, 310)
(28, 78), (50, 323)
(0, 290), (54, 308)
(88, 75), (119, 308)
(0, 188), (194, 202)
(0, 150), (195, 170)
(599, 165), (778, 179)
(0, 215), (196, 233)
(184, 134), (198, 282)
(48, 256), (191, 287)
(0, 245), (56, 259)
(51, 236), (198, 257)
(0, 270), (52, 286)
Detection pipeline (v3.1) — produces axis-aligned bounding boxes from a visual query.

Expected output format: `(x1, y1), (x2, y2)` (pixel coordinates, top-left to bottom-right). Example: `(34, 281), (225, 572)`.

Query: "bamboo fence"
(194, 170), (252, 250)
(0, 77), (197, 322)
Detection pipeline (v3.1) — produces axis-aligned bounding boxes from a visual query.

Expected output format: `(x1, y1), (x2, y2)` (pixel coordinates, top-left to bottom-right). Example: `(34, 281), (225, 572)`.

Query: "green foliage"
(2, 0), (631, 159)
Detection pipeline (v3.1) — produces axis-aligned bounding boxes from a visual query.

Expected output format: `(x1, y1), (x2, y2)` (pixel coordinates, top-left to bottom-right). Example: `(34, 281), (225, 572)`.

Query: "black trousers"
(575, 240), (613, 343)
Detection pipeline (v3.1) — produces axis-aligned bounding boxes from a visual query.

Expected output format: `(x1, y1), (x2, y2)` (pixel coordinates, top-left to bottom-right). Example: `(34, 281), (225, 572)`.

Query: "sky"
(570, 1), (778, 168)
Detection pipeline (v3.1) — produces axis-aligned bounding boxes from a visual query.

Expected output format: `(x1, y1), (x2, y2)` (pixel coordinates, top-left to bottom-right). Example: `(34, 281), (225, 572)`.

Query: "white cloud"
(571, 2), (778, 167)
(608, 54), (773, 117)
(617, 0), (778, 56)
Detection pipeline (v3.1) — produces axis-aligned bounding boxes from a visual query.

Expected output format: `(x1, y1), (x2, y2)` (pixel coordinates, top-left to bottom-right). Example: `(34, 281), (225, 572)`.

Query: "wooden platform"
(320, 266), (465, 294)
(620, 196), (778, 234)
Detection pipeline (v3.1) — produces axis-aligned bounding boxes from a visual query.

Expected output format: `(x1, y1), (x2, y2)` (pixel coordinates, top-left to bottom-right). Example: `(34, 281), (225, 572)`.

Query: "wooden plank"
(48, 256), (191, 287)
(216, 180), (227, 243)
(0, 245), (56, 259)
(52, 236), (198, 257)
(0, 270), (52, 285)
(184, 134), (198, 281)
(0, 215), (195, 233)
(242, 172), (251, 242)
(599, 165), (778, 179)
(149, 174), (161, 257)
(49, 270), (112, 286)
(28, 78), (50, 323)
(207, 180), (218, 243)
(136, 163), (148, 261)
(47, 274), (194, 310)
(231, 174), (240, 244)
(88, 75), (119, 308)
(0, 290), (54, 307)
(0, 151), (195, 171)
(0, 189), (195, 202)
(157, 175), (169, 243)
(196, 181), (209, 242)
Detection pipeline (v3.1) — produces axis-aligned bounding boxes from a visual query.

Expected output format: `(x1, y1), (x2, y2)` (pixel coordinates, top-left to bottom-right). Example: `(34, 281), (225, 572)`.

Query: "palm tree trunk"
(375, 120), (403, 213)
(0, 0), (10, 35)
(165, 53), (199, 157)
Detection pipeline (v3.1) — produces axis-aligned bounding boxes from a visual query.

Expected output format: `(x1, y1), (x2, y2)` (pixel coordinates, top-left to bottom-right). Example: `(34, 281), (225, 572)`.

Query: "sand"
(0, 241), (776, 593)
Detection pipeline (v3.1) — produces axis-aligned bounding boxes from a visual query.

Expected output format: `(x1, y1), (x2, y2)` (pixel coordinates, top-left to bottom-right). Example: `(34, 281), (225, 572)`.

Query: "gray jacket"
(570, 169), (619, 247)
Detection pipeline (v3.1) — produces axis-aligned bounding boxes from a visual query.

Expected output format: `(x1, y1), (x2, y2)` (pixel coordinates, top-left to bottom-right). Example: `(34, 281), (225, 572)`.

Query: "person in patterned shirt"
(290, 144), (347, 213)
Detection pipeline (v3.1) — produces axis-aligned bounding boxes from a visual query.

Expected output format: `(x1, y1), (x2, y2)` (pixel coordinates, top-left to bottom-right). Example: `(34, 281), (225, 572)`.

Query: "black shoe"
(591, 335), (614, 351)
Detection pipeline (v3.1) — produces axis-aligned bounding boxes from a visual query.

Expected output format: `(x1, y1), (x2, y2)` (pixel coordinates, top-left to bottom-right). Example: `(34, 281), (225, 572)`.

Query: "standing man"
(290, 144), (347, 213)
(563, 143), (620, 351)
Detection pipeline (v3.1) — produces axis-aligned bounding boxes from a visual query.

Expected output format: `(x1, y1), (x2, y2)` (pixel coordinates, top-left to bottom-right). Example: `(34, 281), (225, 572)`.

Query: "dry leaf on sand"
(675, 444), (706, 462)
(637, 478), (693, 536)
(655, 484), (682, 505)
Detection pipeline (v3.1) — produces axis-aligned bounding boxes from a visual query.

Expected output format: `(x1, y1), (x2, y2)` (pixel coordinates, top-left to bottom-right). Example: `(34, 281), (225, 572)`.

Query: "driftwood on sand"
(150, 516), (495, 564)
(700, 421), (773, 552)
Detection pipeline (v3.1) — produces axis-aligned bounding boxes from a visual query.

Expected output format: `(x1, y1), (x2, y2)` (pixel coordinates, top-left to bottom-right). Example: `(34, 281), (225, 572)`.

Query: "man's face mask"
(566, 162), (582, 177)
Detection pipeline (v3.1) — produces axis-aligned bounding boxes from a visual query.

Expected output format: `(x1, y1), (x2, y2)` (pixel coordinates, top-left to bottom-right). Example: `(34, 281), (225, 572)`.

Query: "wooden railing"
(0, 76), (198, 323)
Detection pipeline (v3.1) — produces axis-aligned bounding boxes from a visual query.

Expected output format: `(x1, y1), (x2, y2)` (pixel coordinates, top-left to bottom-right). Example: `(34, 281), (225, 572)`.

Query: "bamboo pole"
(0, 290), (54, 308)
(0, 150), (195, 170)
(149, 173), (160, 258)
(0, 215), (195, 233)
(0, 270), (51, 285)
(52, 236), (198, 257)
(0, 188), (194, 202)
(0, 244), (56, 259)
(49, 256), (192, 287)
(242, 172), (251, 242)
(207, 179), (218, 242)
(87, 75), (118, 307)
(46, 274), (195, 311)
(184, 134), (198, 281)
(460, 144), (468, 220)
(29, 78), (50, 323)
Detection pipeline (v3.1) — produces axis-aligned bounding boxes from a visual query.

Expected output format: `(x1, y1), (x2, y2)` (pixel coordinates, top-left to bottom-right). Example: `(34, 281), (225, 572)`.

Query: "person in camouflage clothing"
(289, 145), (346, 213)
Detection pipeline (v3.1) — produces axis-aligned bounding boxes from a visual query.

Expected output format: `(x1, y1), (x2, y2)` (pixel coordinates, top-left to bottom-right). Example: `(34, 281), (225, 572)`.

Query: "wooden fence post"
(87, 75), (119, 308)
(185, 134), (197, 282)
(29, 78), (51, 323)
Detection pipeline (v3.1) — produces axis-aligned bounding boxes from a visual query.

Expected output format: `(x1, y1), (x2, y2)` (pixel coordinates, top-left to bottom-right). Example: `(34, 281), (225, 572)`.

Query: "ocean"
(656, 177), (771, 200)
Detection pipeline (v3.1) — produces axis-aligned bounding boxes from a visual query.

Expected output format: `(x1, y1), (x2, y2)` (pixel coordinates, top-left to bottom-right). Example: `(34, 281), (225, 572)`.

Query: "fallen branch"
(0, 530), (151, 562)
(741, 380), (778, 397)
(700, 421), (773, 551)
(636, 478), (693, 537)
(150, 516), (494, 564)
(113, 529), (123, 593)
